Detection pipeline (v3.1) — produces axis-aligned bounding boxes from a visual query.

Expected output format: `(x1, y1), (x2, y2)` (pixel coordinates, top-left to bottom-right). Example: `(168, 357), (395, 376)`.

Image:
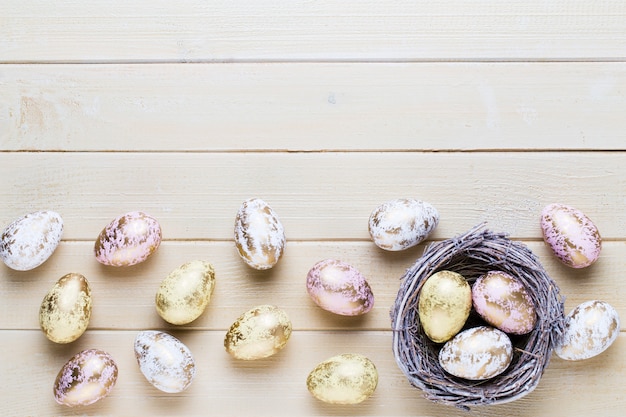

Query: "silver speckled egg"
(0, 210), (63, 271)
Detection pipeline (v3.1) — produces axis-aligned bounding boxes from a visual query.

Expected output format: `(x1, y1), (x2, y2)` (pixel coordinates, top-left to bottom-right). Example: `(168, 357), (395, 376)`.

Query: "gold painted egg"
(155, 260), (216, 325)
(0, 210), (63, 271)
(472, 270), (537, 335)
(306, 353), (378, 405)
(94, 211), (162, 267)
(39, 273), (91, 344)
(418, 270), (471, 343)
(53, 349), (118, 407)
(134, 330), (196, 393)
(224, 305), (292, 360)
(439, 326), (513, 380)
(555, 300), (620, 361)
(234, 198), (285, 270)
(306, 259), (374, 316)
(541, 203), (601, 268)
(368, 198), (439, 251)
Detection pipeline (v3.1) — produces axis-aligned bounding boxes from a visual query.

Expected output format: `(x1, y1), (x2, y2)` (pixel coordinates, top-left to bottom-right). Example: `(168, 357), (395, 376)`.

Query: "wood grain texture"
(1, 1), (626, 62)
(1, 1), (625, 416)
(1, 63), (625, 150)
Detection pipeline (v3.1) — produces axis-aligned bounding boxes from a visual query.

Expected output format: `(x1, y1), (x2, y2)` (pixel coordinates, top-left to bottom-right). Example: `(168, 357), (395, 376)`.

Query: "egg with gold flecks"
(224, 305), (292, 360)
(39, 273), (91, 344)
(134, 330), (196, 393)
(0, 210), (63, 271)
(94, 211), (162, 267)
(541, 203), (601, 268)
(53, 349), (118, 407)
(156, 260), (216, 325)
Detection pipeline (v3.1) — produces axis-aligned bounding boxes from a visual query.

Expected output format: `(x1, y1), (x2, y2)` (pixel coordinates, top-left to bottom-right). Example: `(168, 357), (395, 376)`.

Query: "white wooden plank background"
(0, 1), (625, 416)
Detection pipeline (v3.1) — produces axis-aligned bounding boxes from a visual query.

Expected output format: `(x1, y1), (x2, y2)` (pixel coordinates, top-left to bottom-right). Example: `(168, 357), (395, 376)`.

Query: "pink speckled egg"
(472, 271), (537, 335)
(0, 210), (63, 271)
(94, 211), (162, 267)
(53, 349), (118, 407)
(306, 259), (374, 316)
(541, 203), (601, 268)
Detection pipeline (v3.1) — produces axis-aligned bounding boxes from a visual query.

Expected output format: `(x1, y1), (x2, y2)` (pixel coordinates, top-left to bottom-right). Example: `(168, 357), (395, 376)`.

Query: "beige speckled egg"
(156, 260), (216, 325)
(418, 270), (471, 343)
(306, 259), (374, 316)
(54, 349), (118, 407)
(94, 211), (162, 267)
(541, 203), (601, 268)
(472, 271), (537, 335)
(555, 300), (620, 361)
(134, 331), (196, 393)
(368, 198), (439, 251)
(0, 210), (63, 271)
(224, 305), (292, 360)
(439, 326), (513, 380)
(234, 198), (285, 270)
(39, 273), (91, 344)
(307, 353), (378, 405)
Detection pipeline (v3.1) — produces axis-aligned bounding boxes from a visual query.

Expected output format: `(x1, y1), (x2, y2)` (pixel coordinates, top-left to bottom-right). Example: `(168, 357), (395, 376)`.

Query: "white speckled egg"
(439, 326), (513, 380)
(418, 270), (472, 343)
(368, 198), (439, 251)
(472, 271), (536, 335)
(555, 300), (620, 361)
(307, 353), (378, 405)
(54, 349), (118, 407)
(541, 203), (601, 268)
(306, 259), (374, 316)
(156, 260), (216, 325)
(224, 305), (292, 360)
(134, 331), (196, 393)
(0, 210), (63, 271)
(39, 273), (91, 344)
(94, 211), (162, 267)
(234, 198), (285, 270)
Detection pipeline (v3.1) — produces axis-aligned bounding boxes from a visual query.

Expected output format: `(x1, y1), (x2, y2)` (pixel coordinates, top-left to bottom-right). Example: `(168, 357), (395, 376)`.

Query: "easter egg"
(94, 211), (162, 267)
(134, 330), (196, 393)
(418, 270), (471, 343)
(39, 273), (91, 344)
(234, 198), (285, 270)
(439, 326), (513, 380)
(53, 349), (118, 407)
(306, 259), (374, 316)
(224, 305), (292, 360)
(555, 300), (620, 361)
(0, 210), (63, 271)
(155, 260), (216, 325)
(307, 353), (378, 405)
(368, 198), (439, 251)
(472, 270), (537, 335)
(541, 203), (601, 268)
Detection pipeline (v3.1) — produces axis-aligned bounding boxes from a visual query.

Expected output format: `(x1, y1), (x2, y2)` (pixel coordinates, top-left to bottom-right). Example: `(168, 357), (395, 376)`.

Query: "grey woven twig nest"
(391, 223), (565, 408)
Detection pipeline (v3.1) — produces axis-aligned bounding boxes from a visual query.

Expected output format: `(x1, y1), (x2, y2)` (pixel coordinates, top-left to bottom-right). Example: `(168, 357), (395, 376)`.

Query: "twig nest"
(391, 223), (565, 408)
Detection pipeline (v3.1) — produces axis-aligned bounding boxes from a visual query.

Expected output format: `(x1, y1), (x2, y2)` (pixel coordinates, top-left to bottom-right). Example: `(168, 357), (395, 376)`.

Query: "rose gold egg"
(94, 211), (162, 267)
(53, 349), (118, 407)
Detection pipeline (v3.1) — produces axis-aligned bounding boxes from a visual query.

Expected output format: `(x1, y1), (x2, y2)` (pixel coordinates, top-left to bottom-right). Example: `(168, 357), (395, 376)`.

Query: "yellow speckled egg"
(307, 353), (378, 405)
(439, 326), (513, 380)
(555, 300), (620, 361)
(472, 270), (537, 335)
(134, 330), (196, 393)
(39, 273), (91, 344)
(54, 349), (118, 407)
(224, 305), (292, 360)
(418, 270), (471, 343)
(155, 260), (216, 325)
(234, 198), (285, 270)
(94, 211), (162, 267)
(0, 210), (63, 271)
